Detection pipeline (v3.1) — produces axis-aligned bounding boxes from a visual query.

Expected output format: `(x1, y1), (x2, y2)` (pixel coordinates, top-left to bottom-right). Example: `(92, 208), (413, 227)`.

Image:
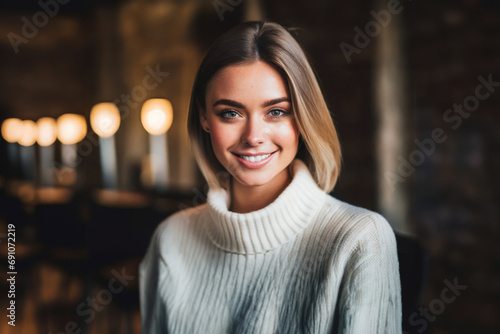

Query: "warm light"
(141, 99), (173, 135)
(37, 117), (57, 146)
(1, 118), (23, 143)
(18, 120), (38, 146)
(57, 114), (87, 145)
(90, 103), (121, 138)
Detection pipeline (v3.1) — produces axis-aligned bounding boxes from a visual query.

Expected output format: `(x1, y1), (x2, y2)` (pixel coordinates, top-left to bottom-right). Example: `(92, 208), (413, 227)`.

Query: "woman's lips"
(232, 151), (277, 169)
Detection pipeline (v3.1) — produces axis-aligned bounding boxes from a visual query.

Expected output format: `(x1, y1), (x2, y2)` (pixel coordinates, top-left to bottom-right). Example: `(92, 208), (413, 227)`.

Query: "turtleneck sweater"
(139, 159), (402, 334)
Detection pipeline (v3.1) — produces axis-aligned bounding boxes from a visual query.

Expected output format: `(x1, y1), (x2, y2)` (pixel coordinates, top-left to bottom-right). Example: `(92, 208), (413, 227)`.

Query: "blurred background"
(0, 0), (499, 333)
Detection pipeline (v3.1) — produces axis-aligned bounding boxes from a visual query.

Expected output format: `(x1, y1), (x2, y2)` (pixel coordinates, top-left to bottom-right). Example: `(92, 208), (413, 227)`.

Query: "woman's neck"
(229, 167), (293, 214)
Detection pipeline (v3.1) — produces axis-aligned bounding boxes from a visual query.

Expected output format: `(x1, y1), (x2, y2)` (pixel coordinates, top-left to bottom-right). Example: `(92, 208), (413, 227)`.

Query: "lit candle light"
(37, 117), (57, 187)
(56, 114), (87, 185)
(90, 102), (121, 189)
(141, 98), (173, 192)
(57, 113), (87, 165)
(18, 120), (38, 182)
(1, 118), (22, 177)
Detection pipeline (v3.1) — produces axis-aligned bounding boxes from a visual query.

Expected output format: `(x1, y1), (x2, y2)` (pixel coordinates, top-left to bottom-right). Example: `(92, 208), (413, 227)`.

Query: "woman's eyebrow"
(213, 99), (244, 108)
(262, 97), (290, 107)
(212, 97), (290, 109)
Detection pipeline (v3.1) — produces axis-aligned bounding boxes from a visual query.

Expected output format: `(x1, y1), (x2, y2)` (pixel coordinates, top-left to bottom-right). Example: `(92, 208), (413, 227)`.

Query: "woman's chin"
(232, 175), (273, 188)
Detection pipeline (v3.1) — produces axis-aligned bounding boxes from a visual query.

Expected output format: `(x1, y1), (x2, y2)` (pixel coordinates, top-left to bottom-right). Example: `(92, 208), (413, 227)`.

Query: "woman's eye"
(268, 109), (288, 118)
(219, 110), (239, 118)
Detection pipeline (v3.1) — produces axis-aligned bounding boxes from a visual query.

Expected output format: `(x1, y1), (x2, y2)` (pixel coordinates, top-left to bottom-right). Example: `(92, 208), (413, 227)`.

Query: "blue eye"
(219, 110), (239, 118)
(268, 109), (289, 118)
(218, 108), (290, 119)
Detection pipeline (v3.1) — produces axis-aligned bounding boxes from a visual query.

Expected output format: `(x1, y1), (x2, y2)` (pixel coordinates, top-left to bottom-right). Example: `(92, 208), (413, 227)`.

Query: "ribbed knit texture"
(139, 159), (402, 334)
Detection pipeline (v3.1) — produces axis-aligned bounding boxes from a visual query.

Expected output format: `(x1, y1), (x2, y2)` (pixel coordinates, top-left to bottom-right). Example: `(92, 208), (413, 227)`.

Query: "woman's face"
(200, 60), (300, 189)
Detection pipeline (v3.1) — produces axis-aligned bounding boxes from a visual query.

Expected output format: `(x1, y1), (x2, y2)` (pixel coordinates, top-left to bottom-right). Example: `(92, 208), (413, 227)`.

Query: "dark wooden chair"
(396, 233), (430, 334)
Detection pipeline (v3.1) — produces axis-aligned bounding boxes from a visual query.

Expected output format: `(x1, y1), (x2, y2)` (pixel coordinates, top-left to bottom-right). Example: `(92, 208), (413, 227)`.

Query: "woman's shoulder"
(151, 203), (208, 245)
(319, 194), (396, 243)
(140, 204), (208, 274)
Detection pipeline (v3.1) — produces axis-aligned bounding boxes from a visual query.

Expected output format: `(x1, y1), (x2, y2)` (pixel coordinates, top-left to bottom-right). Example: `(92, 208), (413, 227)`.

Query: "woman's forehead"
(206, 61), (289, 104)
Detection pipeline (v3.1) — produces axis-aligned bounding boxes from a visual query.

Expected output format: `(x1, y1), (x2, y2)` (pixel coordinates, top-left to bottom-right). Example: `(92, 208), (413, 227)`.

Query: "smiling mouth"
(232, 151), (277, 162)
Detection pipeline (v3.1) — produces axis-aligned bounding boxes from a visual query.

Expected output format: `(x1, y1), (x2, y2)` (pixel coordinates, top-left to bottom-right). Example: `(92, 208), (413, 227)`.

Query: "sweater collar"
(205, 159), (327, 255)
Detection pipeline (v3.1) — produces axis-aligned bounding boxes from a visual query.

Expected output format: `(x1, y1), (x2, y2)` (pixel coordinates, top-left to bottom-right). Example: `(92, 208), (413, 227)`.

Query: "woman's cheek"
(273, 121), (300, 146)
(209, 123), (238, 159)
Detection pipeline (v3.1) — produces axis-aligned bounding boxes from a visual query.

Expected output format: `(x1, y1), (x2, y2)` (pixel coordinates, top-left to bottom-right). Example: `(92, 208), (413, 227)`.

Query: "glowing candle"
(37, 117), (57, 187)
(90, 103), (121, 189)
(1, 118), (22, 177)
(57, 113), (87, 166)
(141, 98), (173, 192)
(18, 120), (38, 182)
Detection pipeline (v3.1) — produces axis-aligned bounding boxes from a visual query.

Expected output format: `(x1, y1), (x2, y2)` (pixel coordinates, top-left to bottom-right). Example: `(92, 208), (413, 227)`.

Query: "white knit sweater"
(139, 159), (402, 333)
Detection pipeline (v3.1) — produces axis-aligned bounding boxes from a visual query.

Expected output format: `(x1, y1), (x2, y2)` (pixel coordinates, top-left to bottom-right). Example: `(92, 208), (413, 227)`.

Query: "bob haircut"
(187, 20), (342, 193)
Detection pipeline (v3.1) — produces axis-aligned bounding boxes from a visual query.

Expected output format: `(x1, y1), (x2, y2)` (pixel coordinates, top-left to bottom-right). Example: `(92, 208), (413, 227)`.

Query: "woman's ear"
(198, 100), (209, 132)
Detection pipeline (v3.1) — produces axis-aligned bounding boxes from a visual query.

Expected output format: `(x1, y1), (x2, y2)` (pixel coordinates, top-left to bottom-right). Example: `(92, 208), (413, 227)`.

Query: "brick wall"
(0, 0), (498, 332)
(405, 0), (500, 332)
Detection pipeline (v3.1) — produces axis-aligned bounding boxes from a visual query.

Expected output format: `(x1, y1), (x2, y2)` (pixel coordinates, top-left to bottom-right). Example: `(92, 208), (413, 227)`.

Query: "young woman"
(139, 21), (402, 333)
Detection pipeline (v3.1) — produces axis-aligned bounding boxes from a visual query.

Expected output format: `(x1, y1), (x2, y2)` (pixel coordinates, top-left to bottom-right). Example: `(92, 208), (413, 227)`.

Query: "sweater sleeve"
(337, 213), (402, 334)
(139, 222), (169, 334)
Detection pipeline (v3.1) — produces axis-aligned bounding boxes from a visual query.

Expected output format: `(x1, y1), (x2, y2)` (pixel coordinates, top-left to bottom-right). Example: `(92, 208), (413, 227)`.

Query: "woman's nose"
(240, 116), (266, 146)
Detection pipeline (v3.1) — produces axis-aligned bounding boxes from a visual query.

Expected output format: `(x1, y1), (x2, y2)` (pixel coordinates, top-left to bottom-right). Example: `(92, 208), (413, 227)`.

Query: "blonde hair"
(187, 21), (342, 193)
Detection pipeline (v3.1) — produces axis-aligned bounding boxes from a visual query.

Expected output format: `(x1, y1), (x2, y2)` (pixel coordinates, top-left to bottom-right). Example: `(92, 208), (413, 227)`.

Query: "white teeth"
(240, 153), (271, 162)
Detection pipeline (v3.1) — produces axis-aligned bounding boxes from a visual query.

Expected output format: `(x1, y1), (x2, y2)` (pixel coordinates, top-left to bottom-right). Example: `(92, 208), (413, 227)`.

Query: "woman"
(140, 21), (402, 333)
